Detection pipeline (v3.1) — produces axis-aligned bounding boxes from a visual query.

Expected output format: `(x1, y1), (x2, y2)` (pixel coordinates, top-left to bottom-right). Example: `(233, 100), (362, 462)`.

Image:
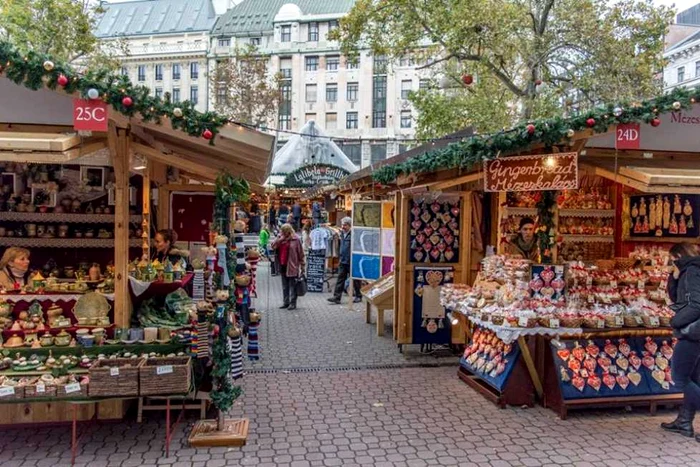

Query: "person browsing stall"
(328, 217), (362, 304)
(0, 247), (31, 291)
(506, 217), (539, 261)
(661, 242), (700, 439)
(153, 229), (190, 268)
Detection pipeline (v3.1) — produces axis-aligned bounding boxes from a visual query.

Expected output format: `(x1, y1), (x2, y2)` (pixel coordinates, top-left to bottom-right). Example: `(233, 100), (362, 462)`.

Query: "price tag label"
(597, 319), (605, 329)
(36, 384), (45, 394)
(610, 280), (618, 289)
(586, 276), (593, 287)
(615, 316), (624, 326)
(635, 316), (643, 325)
(518, 317), (529, 327)
(110, 367), (120, 377)
(64, 383), (81, 394)
(0, 386), (15, 397)
(157, 365), (173, 375)
(650, 316), (660, 326)
(587, 295), (595, 304)
(638, 280), (645, 290)
(550, 319), (560, 329)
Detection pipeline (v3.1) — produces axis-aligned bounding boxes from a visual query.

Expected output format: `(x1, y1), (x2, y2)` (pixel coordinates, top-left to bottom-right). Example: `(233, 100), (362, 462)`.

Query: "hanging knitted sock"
(229, 332), (244, 379)
(247, 320), (259, 361)
(216, 243), (230, 287)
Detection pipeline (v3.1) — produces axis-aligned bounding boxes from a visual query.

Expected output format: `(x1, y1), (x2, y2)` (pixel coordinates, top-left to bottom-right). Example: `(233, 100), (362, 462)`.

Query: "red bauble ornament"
(461, 74), (473, 85)
(650, 118), (661, 127)
(535, 79), (542, 86)
(202, 129), (213, 140)
(526, 124), (536, 135)
(122, 96), (133, 107)
(586, 118), (596, 128)
(57, 74), (69, 87)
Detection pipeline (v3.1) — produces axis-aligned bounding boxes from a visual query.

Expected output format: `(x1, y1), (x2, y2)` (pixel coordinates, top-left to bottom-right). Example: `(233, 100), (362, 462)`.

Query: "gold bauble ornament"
(173, 107), (183, 118)
(250, 312), (260, 323)
(227, 326), (241, 338)
(43, 60), (55, 71)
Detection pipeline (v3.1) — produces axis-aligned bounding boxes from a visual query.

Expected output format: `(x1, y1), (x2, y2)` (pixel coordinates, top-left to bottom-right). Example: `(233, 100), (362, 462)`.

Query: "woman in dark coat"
(662, 242), (700, 439)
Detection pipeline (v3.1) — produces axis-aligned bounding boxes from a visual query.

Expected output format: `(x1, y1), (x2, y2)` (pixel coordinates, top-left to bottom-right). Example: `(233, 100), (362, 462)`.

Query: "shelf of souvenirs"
(501, 206), (537, 217)
(440, 255), (673, 331)
(0, 238), (143, 248)
(559, 234), (614, 243)
(558, 209), (616, 218)
(0, 212), (142, 224)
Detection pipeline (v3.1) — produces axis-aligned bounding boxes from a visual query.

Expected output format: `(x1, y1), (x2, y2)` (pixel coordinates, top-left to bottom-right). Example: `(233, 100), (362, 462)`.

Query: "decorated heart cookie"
(618, 338), (631, 357)
(616, 356), (629, 371)
(414, 250), (424, 262)
(411, 205), (421, 218)
(616, 373), (630, 390)
(557, 348), (571, 361)
(661, 341), (673, 360)
(421, 211), (432, 223)
(644, 337), (658, 355)
(587, 374), (602, 391)
(652, 369), (667, 388)
(602, 372), (617, 390)
(665, 366), (674, 384)
(628, 371), (642, 386)
(655, 355), (669, 371)
(586, 341), (600, 358)
(584, 356), (597, 373)
(642, 352), (655, 370)
(572, 372), (586, 392)
(572, 342), (586, 362)
(597, 356), (612, 373)
(431, 202), (441, 213)
(444, 249), (455, 261)
(568, 358), (581, 372)
(604, 340), (618, 359)
(629, 351), (642, 371)
(430, 249), (441, 260)
(424, 226), (434, 237)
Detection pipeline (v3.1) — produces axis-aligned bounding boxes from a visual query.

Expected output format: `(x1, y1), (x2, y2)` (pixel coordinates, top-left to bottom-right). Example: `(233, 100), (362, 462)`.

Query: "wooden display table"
(361, 272), (394, 337)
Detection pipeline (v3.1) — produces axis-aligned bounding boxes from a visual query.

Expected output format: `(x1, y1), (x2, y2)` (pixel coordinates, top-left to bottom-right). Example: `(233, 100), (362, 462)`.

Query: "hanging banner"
(616, 123), (641, 150)
(283, 164), (349, 187)
(73, 99), (108, 132)
(484, 152), (579, 192)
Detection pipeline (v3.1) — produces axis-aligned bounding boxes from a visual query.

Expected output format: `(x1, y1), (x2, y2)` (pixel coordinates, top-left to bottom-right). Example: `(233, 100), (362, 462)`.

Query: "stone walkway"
(2, 261), (700, 466)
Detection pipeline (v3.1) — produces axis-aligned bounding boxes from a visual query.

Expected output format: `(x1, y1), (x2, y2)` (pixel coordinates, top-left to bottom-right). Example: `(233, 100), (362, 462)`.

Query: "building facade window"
(155, 87), (163, 99)
(400, 110), (412, 128)
(173, 63), (181, 80)
(137, 65), (146, 82)
(326, 113), (337, 130)
(120, 66), (128, 76)
(306, 84), (317, 102)
(281, 25), (291, 42)
(278, 58), (292, 132)
(347, 58), (360, 69)
(346, 112), (358, 129)
(326, 56), (339, 71)
(372, 76), (387, 128)
(696, 61), (700, 79)
(308, 22), (319, 41)
(398, 143), (411, 154)
(338, 142), (361, 166)
(190, 86), (199, 105)
(250, 37), (261, 46)
(280, 67), (292, 79)
(216, 86), (226, 104)
(347, 82), (358, 101)
(305, 56), (319, 71)
(678, 66), (685, 83)
(190, 62), (199, 79)
(279, 115), (291, 130)
(329, 20), (339, 32)
(419, 79), (431, 90)
(305, 113), (316, 122)
(218, 38), (231, 47)
(326, 83), (338, 102)
(172, 88), (181, 103)
(401, 80), (412, 99)
(155, 64), (163, 81)
(399, 55), (414, 67)
(371, 143), (387, 164)
(373, 56), (388, 74)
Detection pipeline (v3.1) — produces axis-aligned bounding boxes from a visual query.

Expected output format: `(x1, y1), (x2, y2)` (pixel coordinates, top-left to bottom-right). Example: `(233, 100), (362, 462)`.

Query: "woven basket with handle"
(139, 356), (191, 396)
(89, 358), (144, 397)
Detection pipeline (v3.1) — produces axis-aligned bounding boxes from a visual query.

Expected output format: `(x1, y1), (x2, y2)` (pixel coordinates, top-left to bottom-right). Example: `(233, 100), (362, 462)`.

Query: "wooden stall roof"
(581, 158), (700, 194)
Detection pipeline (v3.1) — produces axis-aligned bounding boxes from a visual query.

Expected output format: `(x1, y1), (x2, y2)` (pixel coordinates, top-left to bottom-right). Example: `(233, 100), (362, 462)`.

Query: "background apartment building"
(210, 0), (427, 168)
(94, 0), (219, 113)
(663, 4), (700, 91)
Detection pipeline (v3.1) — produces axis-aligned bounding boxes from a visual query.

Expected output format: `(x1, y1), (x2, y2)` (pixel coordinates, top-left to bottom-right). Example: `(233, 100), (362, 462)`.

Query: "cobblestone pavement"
(2, 261), (700, 466)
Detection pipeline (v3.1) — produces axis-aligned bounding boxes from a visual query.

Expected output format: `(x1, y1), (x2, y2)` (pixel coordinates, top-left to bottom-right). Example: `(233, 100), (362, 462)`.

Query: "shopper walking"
(662, 242), (700, 439)
(270, 223), (305, 310)
(328, 217), (361, 304)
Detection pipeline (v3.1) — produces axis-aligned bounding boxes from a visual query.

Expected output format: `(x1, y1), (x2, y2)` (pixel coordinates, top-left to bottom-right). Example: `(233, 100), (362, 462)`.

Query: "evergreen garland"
(371, 88), (697, 184)
(0, 40), (228, 143)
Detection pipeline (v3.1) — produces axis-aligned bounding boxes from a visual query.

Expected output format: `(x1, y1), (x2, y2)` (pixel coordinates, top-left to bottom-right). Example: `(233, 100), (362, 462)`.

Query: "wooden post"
(392, 191), (401, 341)
(397, 193), (411, 344)
(141, 160), (151, 260)
(109, 122), (131, 327)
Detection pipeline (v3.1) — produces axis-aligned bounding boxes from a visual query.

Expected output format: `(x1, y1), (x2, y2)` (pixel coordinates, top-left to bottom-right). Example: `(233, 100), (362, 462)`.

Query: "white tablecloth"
(465, 315), (583, 344)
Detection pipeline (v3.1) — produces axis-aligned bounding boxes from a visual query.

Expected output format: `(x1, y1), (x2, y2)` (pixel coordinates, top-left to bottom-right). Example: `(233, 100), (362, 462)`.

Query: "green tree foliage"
(0, 0), (125, 70)
(331, 0), (674, 138)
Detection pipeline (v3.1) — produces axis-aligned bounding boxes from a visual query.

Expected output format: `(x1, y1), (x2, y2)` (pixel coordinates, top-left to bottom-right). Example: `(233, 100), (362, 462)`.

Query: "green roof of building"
(95, 0), (217, 38)
(212, 0), (356, 36)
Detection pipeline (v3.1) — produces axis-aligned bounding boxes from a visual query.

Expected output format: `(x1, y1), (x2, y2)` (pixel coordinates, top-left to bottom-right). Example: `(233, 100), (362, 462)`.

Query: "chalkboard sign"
(307, 249), (326, 292)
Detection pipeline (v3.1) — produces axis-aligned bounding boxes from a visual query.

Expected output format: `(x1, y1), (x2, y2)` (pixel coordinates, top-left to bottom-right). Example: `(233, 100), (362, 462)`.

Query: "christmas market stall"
(358, 88), (700, 417)
(0, 40), (274, 452)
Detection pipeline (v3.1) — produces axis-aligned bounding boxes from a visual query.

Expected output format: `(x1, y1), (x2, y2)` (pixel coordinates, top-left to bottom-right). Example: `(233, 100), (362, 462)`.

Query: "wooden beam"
(0, 123), (74, 133)
(0, 132), (81, 151)
(133, 142), (219, 182)
(428, 171), (483, 191)
(109, 122), (132, 328)
(0, 149), (81, 163)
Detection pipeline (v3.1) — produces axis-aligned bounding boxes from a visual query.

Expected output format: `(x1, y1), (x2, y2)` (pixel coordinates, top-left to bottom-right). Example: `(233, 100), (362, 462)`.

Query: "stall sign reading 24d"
(484, 152), (579, 192)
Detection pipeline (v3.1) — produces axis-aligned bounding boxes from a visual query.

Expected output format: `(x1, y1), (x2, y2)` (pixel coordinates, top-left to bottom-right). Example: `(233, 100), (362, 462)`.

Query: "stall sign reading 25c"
(484, 152), (579, 192)
(73, 99), (108, 131)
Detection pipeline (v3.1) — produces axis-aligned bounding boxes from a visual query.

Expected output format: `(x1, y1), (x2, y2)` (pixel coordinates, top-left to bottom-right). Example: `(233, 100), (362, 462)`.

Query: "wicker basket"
(642, 316), (660, 328)
(560, 317), (583, 328)
(604, 315), (623, 328)
(57, 381), (88, 398)
(583, 317), (605, 329)
(89, 358), (144, 397)
(659, 316), (672, 327)
(623, 315), (640, 327)
(615, 257), (636, 270)
(538, 317), (552, 328)
(24, 377), (57, 399)
(596, 259), (616, 270)
(139, 356), (191, 396)
(0, 385), (24, 401)
(490, 315), (504, 326)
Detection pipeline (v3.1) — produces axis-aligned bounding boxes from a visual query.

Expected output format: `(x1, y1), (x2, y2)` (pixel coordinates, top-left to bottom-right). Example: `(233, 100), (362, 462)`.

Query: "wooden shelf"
(559, 234), (614, 243)
(0, 237), (142, 248)
(558, 209), (615, 218)
(0, 212), (142, 224)
(502, 207), (537, 216)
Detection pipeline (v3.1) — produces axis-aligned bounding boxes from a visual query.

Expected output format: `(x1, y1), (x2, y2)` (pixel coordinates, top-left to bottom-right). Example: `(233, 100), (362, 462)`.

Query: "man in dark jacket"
(662, 243), (700, 439)
(292, 202), (303, 230)
(328, 217), (361, 304)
